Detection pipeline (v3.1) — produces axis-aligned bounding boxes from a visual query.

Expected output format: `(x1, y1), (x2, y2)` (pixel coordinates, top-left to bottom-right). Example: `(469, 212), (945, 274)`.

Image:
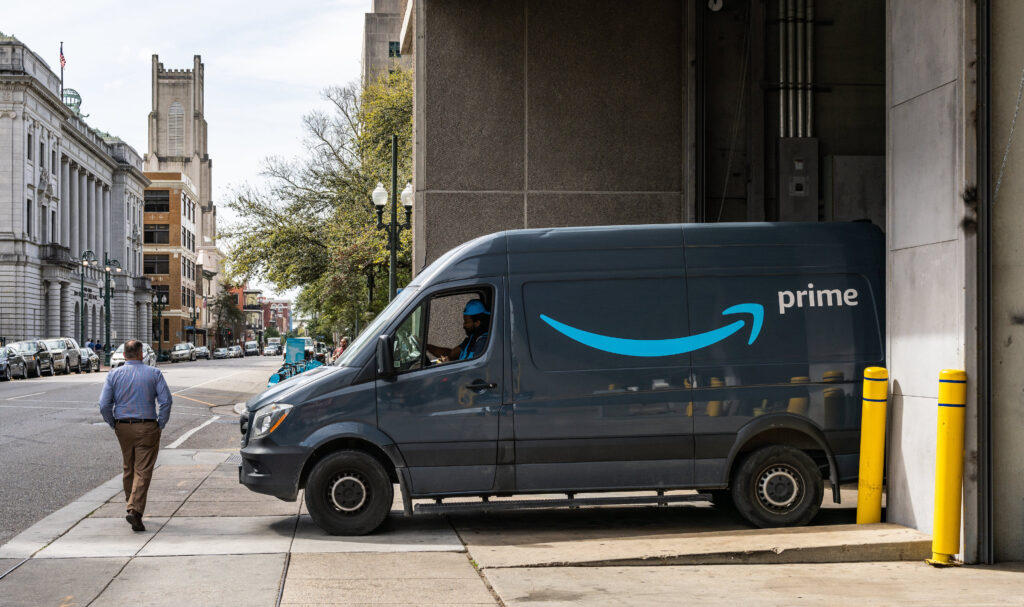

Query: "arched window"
(168, 102), (184, 156)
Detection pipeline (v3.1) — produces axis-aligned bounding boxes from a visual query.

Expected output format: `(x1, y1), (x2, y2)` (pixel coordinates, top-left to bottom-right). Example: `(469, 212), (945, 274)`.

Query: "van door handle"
(466, 380), (498, 392)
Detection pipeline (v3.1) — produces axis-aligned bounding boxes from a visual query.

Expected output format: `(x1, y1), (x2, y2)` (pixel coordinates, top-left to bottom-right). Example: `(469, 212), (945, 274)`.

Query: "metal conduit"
(787, 0), (796, 138)
(806, 0), (814, 137)
(796, 0), (805, 137)
(779, 0), (786, 137)
(778, 0), (814, 139)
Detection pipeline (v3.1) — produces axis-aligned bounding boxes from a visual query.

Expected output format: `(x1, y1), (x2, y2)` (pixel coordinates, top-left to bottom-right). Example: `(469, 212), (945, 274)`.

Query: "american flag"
(60, 43), (65, 69)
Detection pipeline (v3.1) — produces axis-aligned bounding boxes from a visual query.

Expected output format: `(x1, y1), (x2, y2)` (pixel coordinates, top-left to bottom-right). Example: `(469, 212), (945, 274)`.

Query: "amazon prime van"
(239, 222), (884, 534)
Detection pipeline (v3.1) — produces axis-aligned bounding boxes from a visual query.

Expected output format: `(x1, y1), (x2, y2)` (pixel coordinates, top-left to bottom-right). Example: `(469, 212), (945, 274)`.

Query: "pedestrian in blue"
(98, 339), (172, 531)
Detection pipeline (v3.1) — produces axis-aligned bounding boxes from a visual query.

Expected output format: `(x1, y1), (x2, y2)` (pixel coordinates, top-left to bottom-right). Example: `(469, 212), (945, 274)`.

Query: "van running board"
(413, 492), (712, 515)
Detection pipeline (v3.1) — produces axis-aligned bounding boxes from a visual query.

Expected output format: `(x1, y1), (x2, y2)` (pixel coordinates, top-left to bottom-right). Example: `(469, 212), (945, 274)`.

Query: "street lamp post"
(79, 250), (97, 344)
(372, 134), (414, 300)
(152, 292), (168, 360)
(189, 306), (199, 346)
(102, 254), (123, 365)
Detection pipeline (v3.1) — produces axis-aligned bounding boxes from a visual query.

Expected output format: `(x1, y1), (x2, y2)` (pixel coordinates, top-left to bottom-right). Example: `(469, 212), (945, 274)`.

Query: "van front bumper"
(238, 443), (308, 502)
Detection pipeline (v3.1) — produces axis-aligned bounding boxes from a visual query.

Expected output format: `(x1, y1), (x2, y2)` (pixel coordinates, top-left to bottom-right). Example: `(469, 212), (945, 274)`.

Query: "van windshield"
(333, 286), (418, 367)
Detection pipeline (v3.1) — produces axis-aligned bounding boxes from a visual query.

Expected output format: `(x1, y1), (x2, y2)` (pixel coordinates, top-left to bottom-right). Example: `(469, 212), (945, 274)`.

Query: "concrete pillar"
(60, 159), (70, 248)
(90, 178), (99, 254)
(103, 186), (110, 256)
(60, 281), (72, 337)
(47, 280), (61, 337)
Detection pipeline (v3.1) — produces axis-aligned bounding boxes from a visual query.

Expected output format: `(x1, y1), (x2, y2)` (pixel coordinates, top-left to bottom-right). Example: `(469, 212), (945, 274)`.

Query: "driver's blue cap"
(463, 299), (490, 316)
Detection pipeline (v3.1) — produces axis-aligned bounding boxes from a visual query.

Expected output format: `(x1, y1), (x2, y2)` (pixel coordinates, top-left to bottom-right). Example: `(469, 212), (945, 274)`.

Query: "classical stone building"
(362, 0), (414, 86)
(0, 36), (151, 345)
(144, 54), (223, 343)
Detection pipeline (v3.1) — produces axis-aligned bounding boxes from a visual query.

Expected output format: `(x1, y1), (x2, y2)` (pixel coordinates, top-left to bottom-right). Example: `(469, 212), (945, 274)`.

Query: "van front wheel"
(731, 445), (822, 528)
(305, 450), (393, 536)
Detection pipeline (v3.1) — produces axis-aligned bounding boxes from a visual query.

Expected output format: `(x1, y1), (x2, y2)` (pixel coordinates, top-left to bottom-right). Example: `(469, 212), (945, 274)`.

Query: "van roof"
(412, 222), (883, 286)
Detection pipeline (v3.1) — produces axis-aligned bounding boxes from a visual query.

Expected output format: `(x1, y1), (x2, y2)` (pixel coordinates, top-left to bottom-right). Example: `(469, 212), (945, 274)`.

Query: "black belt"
(116, 418), (156, 424)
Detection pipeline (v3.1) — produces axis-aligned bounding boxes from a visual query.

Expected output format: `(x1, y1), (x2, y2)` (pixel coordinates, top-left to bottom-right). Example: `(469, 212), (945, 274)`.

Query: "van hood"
(245, 365), (352, 413)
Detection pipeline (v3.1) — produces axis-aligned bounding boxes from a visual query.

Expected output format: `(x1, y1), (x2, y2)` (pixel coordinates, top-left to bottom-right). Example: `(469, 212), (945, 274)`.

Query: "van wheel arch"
(726, 414), (840, 504)
(300, 437), (399, 490)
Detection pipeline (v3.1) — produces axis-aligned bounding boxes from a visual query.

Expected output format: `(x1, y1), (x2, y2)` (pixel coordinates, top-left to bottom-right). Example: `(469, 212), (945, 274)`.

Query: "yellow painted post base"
(926, 553), (962, 567)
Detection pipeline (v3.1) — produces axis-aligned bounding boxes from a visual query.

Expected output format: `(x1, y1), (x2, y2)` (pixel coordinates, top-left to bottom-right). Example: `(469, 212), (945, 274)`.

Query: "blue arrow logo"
(539, 303), (764, 357)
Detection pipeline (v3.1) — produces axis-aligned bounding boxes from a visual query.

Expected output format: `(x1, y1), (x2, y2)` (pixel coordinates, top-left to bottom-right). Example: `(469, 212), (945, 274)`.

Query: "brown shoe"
(126, 510), (145, 532)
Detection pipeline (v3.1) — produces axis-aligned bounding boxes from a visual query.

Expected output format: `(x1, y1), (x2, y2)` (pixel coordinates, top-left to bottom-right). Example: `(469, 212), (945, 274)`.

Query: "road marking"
(173, 393), (219, 407)
(167, 415), (221, 449)
(171, 369), (249, 394)
(6, 392), (46, 401)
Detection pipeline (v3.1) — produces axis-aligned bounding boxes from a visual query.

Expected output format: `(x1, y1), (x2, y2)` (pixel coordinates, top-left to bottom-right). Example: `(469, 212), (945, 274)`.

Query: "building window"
(389, 41), (401, 57)
(168, 102), (184, 156)
(51, 150), (57, 172)
(27, 133), (33, 160)
(144, 254), (169, 274)
(40, 142), (45, 164)
(144, 224), (170, 244)
(26, 199), (32, 238)
(145, 190), (170, 212)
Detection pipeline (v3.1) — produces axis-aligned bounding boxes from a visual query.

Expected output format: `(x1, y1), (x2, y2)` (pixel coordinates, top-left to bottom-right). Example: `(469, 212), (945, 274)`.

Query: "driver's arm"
(426, 343), (461, 359)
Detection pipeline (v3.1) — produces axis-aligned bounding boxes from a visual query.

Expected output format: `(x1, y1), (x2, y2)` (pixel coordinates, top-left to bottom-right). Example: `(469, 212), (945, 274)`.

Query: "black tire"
(305, 450), (393, 536)
(63, 358), (70, 374)
(731, 445), (823, 528)
(30, 362), (40, 378)
(1, 366), (10, 381)
(46, 361), (55, 376)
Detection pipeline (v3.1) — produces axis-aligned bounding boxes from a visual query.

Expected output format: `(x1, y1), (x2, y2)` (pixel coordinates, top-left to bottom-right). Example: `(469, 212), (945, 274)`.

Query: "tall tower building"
(144, 54), (222, 341)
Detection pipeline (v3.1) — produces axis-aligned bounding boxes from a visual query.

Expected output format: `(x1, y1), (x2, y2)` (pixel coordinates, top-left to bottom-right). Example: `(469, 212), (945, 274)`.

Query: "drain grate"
(224, 453), (242, 465)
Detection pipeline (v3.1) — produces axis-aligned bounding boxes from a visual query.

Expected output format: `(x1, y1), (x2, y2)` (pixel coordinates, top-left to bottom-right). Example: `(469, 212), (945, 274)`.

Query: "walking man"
(98, 339), (172, 531)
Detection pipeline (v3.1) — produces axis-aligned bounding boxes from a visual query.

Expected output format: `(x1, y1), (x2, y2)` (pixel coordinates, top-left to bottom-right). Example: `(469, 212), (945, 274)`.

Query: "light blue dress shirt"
(98, 360), (173, 429)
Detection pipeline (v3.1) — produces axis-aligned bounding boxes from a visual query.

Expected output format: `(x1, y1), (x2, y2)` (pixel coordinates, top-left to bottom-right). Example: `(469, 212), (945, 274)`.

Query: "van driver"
(426, 299), (490, 362)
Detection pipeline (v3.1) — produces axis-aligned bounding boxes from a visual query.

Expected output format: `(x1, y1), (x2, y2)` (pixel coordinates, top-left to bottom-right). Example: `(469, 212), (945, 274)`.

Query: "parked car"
(12, 340), (54, 377)
(110, 342), (158, 368)
(78, 347), (100, 372)
(228, 345), (243, 358)
(263, 344), (280, 356)
(1, 344), (29, 380)
(244, 341), (260, 357)
(195, 345), (211, 360)
(213, 347), (230, 359)
(170, 342), (197, 363)
(314, 341), (328, 363)
(42, 337), (83, 374)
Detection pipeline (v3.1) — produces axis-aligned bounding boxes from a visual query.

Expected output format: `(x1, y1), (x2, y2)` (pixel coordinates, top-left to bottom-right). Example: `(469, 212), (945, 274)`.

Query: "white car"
(170, 342), (197, 362)
(109, 343), (157, 368)
(228, 345), (243, 358)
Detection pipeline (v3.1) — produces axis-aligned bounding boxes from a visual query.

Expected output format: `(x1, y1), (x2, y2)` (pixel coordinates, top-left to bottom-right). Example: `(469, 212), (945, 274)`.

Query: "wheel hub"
(757, 465), (801, 510)
(328, 474), (368, 513)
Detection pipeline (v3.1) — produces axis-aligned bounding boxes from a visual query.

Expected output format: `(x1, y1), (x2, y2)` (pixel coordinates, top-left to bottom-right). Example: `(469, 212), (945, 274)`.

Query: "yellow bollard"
(787, 376), (810, 415)
(856, 367), (888, 524)
(706, 377), (724, 416)
(928, 369), (967, 566)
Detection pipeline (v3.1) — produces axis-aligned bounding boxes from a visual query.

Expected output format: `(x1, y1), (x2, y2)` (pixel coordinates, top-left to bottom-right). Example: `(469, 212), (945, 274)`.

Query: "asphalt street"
(0, 355), (280, 546)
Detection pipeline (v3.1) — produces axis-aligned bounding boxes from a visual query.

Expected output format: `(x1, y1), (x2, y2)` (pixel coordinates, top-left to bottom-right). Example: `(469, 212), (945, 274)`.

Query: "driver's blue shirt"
(457, 331), (489, 360)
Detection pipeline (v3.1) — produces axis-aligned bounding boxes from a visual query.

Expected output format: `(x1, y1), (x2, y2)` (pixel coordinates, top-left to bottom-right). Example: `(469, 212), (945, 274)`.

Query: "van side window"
(425, 289), (493, 365)
(392, 304), (425, 373)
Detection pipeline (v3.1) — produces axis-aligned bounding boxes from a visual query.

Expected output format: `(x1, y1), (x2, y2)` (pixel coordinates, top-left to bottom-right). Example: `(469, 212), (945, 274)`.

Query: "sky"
(4, 0), (370, 299)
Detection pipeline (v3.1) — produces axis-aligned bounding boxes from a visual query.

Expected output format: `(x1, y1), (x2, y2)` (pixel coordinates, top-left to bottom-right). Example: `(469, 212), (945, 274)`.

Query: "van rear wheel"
(731, 445), (822, 528)
(305, 450), (393, 536)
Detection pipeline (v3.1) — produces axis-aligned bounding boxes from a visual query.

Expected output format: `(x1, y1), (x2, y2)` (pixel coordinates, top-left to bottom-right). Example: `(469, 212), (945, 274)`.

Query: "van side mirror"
(376, 335), (395, 380)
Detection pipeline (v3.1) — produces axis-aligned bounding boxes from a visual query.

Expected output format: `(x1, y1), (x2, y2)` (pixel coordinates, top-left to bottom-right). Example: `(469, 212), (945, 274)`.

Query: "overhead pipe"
(796, 0), (804, 137)
(806, 0), (814, 137)
(787, 0), (796, 138)
(779, 0), (786, 138)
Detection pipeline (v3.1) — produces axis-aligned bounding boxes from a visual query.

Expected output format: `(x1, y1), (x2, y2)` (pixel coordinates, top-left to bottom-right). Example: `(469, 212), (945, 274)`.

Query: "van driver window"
(425, 290), (492, 365)
(392, 305), (424, 372)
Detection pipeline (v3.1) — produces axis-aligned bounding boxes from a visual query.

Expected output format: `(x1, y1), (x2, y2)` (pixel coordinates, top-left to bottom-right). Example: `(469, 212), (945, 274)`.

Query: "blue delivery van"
(239, 222), (884, 534)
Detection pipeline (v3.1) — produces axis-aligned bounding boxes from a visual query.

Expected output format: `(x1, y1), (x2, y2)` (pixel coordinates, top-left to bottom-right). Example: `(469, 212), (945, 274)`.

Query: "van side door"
(376, 280), (504, 495)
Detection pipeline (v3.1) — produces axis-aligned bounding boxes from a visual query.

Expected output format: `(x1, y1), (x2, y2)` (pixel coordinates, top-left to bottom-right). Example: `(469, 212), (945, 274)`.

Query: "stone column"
(60, 281), (72, 337)
(48, 280), (61, 337)
(79, 170), (88, 254)
(69, 164), (79, 255)
(85, 175), (95, 253)
(60, 159), (70, 248)
(103, 185), (110, 256)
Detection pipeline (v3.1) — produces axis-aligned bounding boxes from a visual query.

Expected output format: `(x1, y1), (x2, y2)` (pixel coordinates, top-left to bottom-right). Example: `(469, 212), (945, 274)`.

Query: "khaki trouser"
(114, 421), (161, 516)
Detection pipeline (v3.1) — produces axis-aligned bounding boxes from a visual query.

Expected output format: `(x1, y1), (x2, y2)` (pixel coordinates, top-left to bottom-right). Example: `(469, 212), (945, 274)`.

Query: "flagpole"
(59, 42), (64, 97)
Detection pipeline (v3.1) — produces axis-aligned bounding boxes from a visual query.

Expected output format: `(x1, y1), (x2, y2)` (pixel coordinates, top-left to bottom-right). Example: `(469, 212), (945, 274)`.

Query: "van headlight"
(251, 403), (293, 439)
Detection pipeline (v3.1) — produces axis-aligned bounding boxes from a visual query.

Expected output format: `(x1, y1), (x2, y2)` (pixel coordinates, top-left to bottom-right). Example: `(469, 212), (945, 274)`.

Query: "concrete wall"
(885, 0), (979, 560)
(413, 0), (686, 270)
(989, 0), (1024, 562)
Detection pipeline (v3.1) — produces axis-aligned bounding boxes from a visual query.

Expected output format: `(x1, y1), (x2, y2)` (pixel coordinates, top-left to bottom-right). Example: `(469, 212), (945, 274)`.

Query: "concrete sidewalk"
(1, 449), (1021, 606)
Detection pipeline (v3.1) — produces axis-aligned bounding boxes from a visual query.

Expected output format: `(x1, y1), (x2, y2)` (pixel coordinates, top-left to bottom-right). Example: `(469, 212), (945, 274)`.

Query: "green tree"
(211, 286), (245, 347)
(222, 68), (413, 338)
